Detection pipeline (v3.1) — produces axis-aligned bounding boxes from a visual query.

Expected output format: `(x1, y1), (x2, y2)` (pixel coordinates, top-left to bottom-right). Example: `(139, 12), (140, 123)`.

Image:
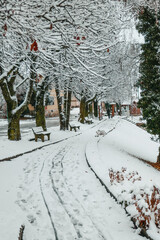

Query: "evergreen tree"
(136, 6), (160, 162)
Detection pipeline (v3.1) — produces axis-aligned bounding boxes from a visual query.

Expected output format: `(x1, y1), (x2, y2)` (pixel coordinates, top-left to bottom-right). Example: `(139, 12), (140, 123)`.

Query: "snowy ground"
(0, 116), (159, 240)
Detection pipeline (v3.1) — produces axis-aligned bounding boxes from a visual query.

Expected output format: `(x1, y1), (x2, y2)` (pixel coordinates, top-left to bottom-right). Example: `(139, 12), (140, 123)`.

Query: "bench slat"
(32, 127), (44, 133)
(32, 127), (51, 142)
(69, 123), (80, 132)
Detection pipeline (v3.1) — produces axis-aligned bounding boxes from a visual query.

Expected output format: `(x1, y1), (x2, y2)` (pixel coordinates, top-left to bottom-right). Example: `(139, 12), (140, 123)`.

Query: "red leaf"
(50, 23), (53, 30)
(3, 23), (7, 31)
(107, 48), (109, 52)
(30, 40), (38, 51)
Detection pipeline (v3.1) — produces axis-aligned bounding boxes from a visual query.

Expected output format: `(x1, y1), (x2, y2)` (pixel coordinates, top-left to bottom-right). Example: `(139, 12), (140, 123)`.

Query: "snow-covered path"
(0, 118), (147, 240)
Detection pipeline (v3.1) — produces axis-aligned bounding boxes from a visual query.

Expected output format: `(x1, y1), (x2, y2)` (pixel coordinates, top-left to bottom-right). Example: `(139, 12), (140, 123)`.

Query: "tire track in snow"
(39, 153), (59, 240)
(49, 147), (82, 239)
(41, 119), (120, 240)
(49, 141), (108, 240)
(39, 146), (80, 240)
(39, 138), (108, 239)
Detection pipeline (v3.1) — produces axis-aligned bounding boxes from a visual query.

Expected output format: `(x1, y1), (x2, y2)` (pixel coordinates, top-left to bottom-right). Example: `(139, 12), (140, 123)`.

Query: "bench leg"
(42, 136), (44, 142)
(48, 134), (50, 140)
(35, 136), (38, 142)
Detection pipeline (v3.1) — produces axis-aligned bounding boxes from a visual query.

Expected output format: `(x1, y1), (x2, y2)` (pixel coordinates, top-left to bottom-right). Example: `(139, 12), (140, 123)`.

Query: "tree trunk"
(79, 96), (86, 123)
(8, 111), (21, 141)
(0, 73), (22, 140)
(63, 88), (67, 129)
(85, 103), (89, 118)
(94, 100), (98, 118)
(89, 103), (93, 118)
(8, 114), (21, 140)
(157, 147), (160, 163)
(66, 90), (72, 130)
(0, 57), (34, 141)
(55, 84), (65, 130)
(35, 91), (46, 130)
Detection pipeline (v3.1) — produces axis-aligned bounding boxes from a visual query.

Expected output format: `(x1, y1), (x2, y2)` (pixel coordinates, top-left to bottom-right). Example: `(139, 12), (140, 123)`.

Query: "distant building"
(28, 89), (80, 117)
(102, 99), (141, 118)
(130, 101), (141, 116)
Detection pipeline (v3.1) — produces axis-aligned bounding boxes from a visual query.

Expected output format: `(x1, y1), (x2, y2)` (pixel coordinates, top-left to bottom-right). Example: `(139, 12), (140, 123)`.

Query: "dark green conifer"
(136, 6), (160, 161)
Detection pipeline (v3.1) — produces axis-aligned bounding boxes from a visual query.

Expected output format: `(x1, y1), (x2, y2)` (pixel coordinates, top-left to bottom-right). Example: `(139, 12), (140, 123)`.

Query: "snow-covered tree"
(0, 0), (148, 138)
(34, 0), (136, 127)
(0, 1), (39, 140)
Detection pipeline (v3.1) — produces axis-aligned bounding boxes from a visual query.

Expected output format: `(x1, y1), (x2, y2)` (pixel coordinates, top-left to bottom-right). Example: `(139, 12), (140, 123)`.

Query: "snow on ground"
(0, 116), (159, 240)
(0, 125), (79, 160)
(0, 119), (8, 127)
(70, 107), (80, 116)
(104, 119), (158, 162)
(127, 116), (146, 124)
(0, 110), (80, 159)
(86, 118), (160, 240)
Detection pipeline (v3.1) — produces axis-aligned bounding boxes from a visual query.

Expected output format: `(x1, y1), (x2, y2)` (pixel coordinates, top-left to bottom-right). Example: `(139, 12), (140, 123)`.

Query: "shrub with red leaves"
(109, 168), (141, 185)
(133, 186), (160, 229)
(108, 168), (160, 231)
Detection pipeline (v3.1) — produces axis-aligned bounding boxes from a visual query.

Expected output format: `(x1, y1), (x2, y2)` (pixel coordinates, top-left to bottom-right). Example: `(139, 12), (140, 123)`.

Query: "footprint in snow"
(27, 214), (37, 225)
(36, 210), (41, 215)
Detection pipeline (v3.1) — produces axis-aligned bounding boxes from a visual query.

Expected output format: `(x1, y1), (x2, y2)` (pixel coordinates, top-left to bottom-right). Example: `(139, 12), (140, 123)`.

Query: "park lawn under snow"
(0, 125), (80, 160)
(86, 118), (160, 240)
(0, 116), (159, 240)
(0, 121), (91, 160)
(0, 107), (82, 160)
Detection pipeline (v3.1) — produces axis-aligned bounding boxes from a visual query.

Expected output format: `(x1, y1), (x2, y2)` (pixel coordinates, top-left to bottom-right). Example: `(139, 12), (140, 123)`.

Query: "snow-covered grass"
(104, 119), (158, 162)
(86, 118), (160, 240)
(127, 115), (146, 124)
(0, 119), (92, 160)
(0, 125), (78, 160)
(0, 118), (8, 127)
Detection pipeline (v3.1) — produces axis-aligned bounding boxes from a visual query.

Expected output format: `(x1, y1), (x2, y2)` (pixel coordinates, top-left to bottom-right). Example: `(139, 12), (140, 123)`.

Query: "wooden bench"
(69, 123), (80, 132)
(85, 118), (93, 124)
(32, 127), (51, 142)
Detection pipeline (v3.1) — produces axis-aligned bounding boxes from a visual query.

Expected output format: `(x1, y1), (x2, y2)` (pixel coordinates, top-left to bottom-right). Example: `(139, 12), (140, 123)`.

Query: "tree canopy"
(136, 6), (160, 138)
